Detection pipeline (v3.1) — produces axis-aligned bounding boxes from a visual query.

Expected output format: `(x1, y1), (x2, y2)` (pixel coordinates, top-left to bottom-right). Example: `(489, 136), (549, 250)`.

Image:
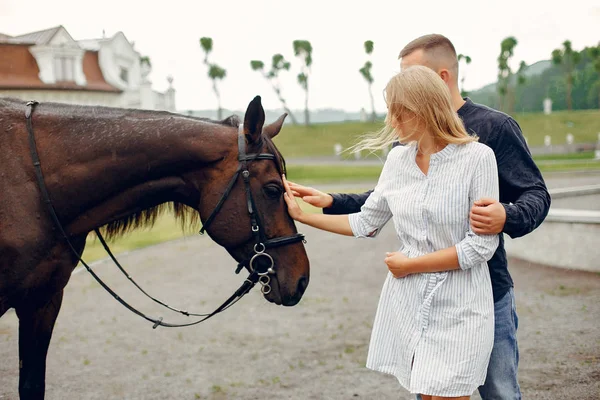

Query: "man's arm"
(488, 118), (551, 239)
(323, 190), (374, 215)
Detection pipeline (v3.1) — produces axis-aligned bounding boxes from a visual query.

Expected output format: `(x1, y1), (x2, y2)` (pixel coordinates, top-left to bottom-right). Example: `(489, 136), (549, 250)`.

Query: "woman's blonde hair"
(351, 65), (476, 154)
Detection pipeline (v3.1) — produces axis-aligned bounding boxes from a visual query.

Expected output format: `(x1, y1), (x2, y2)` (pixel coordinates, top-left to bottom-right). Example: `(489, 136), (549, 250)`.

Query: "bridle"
(24, 101), (305, 328)
(199, 124), (306, 294)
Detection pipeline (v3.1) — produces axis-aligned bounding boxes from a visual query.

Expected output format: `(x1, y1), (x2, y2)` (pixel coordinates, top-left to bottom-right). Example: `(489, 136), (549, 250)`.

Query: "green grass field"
(533, 151), (595, 161)
(82, 216), (197, 262)
(273, 121), (385, 159)
(285, 160), (600, 184)
(515, 110), (600, 146)
(273, 110), (600, 157)
(286, 164), (384, 183)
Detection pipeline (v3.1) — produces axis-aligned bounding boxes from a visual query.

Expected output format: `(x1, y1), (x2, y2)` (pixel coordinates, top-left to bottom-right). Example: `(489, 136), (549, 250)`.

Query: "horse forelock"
(263, 135), (287, 176)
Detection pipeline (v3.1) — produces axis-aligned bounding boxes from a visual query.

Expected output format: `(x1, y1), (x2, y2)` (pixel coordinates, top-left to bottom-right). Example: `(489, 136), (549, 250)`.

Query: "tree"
(250, 54), (298, 124)
(457, 53), (472, 97)
(139, 56), (152, 67)
(469, 48), (600, 112)
(587, 43), (600, 109)
(293, 40), (313, 126)
(513, 61), (528, 112)
(199, 37), (227, 119)
(359, 40), (376, 122)
(552, 40), (582, 111)
(497, 36), (518, 112)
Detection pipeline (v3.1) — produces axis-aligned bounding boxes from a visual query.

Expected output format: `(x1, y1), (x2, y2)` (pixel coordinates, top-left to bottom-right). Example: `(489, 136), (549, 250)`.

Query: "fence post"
(334, 143), (343, 159)
(566, 133), (574, 153)
(544, 135), (552, 154)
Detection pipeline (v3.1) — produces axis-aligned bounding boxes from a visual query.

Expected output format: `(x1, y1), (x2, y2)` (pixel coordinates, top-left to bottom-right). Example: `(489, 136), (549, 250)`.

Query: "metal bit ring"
(261, 284), (272, 295)
(249, 252), (274, 276)
(259, 275), (270, 285)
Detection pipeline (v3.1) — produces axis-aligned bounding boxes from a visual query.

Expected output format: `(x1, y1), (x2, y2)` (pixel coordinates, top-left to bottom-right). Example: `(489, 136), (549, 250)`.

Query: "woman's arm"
(385, 247), (460, 278)
(283, 160), (393, 238)
(386, 147), (500, 277)
(283, 175), (353, 235)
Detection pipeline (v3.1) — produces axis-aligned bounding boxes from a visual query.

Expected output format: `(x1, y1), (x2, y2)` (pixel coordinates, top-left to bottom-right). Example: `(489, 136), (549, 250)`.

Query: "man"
(288, 34), (550, 399)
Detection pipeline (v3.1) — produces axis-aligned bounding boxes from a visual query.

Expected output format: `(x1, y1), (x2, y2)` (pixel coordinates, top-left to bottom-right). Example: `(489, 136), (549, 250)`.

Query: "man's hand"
(384, 251), (411, 278)
(470, 197), (506, 235)
(286, 180), (334, 209)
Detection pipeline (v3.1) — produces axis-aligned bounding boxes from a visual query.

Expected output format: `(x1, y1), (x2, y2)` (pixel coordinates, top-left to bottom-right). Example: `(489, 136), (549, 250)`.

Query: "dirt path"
(1, 225), (599, 400)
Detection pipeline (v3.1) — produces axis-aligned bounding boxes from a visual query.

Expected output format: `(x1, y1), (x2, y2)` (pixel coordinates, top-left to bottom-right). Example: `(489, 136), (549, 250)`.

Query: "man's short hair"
(399, 34), (457, 60)
(398, 34), (459, 82)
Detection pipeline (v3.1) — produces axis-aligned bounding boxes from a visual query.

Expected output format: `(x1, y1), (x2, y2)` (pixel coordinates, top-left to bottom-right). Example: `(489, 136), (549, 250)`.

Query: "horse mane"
(97, 201), (199, 241)
(97, 117), (287, 241)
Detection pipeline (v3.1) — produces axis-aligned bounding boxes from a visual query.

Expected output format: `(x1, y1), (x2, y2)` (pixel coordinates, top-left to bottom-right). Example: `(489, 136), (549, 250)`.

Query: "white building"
(0, 25), (175, 111)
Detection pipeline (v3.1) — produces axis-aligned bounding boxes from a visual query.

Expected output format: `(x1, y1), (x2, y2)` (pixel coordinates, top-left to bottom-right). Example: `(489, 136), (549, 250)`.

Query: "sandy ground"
(1, 223), (599, 400)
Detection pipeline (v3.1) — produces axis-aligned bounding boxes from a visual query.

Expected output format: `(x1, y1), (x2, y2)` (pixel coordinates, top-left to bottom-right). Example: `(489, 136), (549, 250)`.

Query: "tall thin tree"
(587, 42), (600, 109)
(359, 40), (376, 122)
(200, 37), (227, 119)
(293, 40), (313, 126)
(497, 36), (518, 113)
(457, 53), (472, 98)
(250, 54), (298, 124)
(552, 40), (581, 111)
(512, 61), (527, 112)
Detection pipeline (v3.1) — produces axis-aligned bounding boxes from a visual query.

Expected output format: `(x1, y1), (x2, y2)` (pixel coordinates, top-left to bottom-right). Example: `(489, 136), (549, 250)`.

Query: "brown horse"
(0, 95), (310, 399)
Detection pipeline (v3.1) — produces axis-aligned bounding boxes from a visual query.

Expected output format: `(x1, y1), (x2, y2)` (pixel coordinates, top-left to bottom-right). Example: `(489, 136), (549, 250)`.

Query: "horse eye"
(264, 184), (283, 199)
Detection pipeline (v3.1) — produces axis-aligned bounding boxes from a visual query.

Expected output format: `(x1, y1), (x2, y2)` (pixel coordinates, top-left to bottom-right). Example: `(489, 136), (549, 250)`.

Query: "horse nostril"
(297, 276), (308, 295)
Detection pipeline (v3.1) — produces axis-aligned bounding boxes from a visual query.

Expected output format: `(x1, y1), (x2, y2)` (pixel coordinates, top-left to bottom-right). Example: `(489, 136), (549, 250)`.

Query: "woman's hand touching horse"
(282, 175), (354, 236)
(283, 175), (305, 222)
(285, 180), (334, 209)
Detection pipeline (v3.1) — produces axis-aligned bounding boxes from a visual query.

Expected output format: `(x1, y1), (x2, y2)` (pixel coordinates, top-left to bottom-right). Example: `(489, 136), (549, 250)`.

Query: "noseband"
(24, 101), (305, 329)
(199, 125), (305, 294)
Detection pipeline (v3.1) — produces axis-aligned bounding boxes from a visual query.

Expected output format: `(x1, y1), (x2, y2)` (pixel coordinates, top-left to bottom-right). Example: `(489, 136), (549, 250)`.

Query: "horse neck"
(34, 107), (237, 233)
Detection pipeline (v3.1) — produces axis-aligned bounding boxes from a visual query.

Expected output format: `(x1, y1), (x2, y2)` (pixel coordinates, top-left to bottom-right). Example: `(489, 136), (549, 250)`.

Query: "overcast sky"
(1, 0), (599, 113)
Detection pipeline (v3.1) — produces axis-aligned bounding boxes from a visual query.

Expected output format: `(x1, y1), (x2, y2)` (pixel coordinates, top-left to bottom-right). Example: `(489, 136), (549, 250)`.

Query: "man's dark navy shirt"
(324, 98), (551, 303)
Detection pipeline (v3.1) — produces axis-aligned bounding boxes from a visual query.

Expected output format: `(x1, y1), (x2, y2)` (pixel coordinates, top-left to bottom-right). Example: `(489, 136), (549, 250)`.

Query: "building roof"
(0, 26), (63, 45)
(0, 43), (120, 92)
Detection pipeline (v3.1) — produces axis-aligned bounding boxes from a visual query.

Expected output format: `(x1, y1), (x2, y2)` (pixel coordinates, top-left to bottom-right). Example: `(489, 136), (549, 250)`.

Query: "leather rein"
(25, 101), (305, 329)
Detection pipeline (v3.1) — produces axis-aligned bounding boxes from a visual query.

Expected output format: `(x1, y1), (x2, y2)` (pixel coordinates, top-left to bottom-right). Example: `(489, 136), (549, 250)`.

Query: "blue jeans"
(416, 288), (522, 399)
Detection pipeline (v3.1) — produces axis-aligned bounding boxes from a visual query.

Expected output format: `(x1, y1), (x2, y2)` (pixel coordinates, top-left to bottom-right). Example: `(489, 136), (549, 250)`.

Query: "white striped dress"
(348, 141), (499, 397)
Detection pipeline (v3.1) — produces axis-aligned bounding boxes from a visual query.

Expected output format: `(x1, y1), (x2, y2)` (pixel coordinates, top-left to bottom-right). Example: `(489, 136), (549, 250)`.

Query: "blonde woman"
(282, 65), (499, 400)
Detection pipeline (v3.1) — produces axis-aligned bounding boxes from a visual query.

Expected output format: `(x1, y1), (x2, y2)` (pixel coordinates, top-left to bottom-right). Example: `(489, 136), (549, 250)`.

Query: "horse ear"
(263, 113), (287, 139)
(243, 96), (265, 143)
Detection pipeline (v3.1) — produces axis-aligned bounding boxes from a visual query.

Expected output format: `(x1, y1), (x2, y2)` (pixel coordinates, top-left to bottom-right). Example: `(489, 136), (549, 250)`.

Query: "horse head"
(196, 96), (310, 306)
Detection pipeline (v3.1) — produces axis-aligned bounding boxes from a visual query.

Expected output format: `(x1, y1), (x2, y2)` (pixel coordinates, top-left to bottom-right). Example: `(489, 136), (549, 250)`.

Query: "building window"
(54, 57), (75, 82)
(120, 67), (129, 84)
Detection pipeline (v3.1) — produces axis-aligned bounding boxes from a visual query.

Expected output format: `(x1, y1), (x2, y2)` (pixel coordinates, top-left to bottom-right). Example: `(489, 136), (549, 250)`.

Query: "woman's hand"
(385, 251), (412, 278)
(286, 180), (334, 209)
(282, 174), (305, 222)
